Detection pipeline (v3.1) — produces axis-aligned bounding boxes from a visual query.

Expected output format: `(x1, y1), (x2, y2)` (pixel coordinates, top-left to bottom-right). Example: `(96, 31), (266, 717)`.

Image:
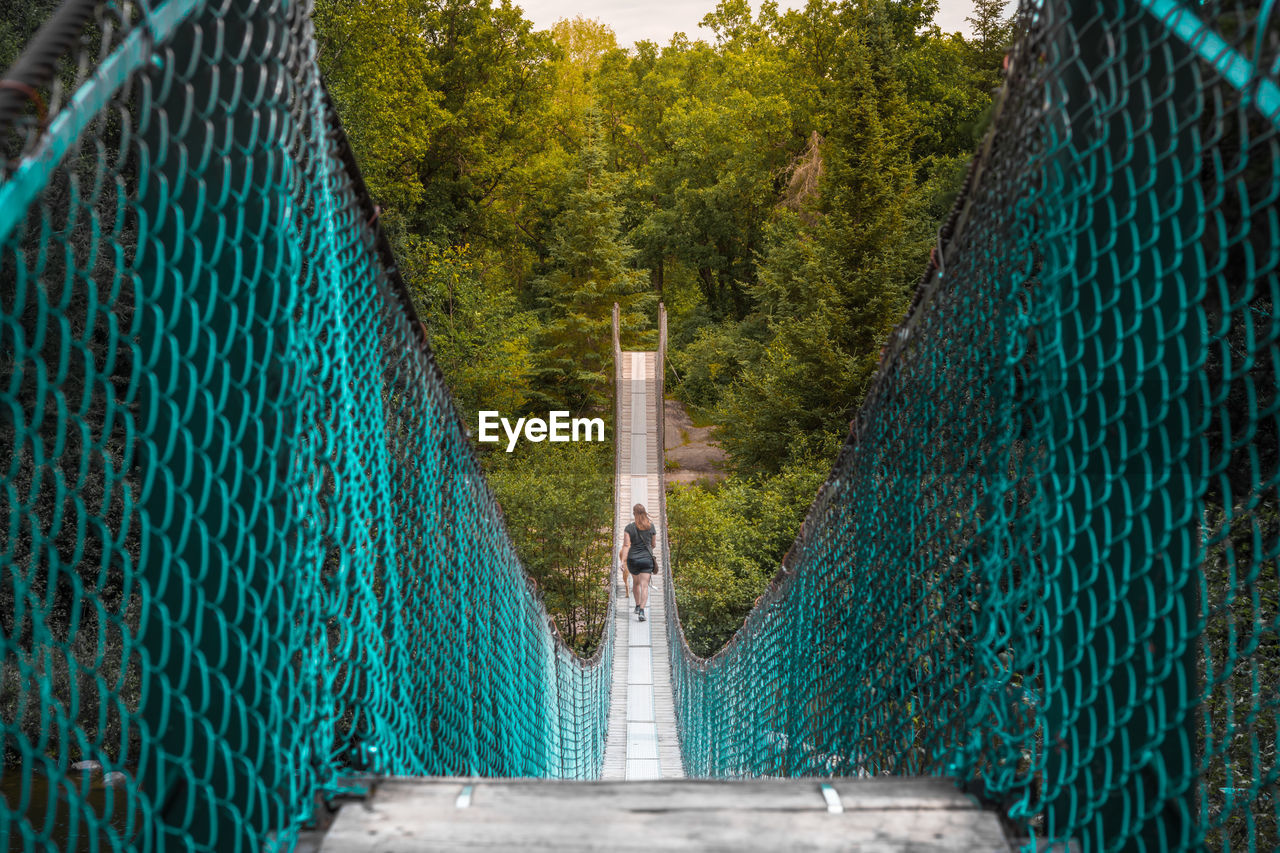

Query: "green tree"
(547, 17), (620, 149)
(708, 37), (920, 473)
(486, 442), (614, 654)
(966, 0), (1013, 74)
(404, 238), (536, 421)
(315, 0), (556, 243)
(624, 29), (802, 318)
(532, 115), (652, 412)
(667, 460), (826, 655)
(716, 310), (862, 470)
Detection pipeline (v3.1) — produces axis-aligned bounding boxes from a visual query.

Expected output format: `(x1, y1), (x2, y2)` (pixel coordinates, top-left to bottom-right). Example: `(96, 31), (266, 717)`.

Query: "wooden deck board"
(319, 778), (1013, 851)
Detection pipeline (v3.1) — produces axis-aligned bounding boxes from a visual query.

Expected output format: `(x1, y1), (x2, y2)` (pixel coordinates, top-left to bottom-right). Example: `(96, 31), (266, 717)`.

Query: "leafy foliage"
(667, 461), (827, 656)
(531, 116), (654, 412)
(314, 0), (1011, 655)
(485, 442), (614, 654)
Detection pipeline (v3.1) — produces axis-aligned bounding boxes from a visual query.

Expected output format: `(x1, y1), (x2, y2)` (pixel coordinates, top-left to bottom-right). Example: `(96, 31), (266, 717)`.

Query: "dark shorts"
(627, 562), (654, 575)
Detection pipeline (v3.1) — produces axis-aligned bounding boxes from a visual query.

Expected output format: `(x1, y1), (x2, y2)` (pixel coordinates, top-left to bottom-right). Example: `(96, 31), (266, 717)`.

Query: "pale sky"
(513, 0), (983, 48)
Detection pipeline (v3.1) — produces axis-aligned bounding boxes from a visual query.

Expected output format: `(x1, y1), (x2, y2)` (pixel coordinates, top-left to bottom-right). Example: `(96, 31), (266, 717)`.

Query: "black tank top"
(625, 522), (656, 567)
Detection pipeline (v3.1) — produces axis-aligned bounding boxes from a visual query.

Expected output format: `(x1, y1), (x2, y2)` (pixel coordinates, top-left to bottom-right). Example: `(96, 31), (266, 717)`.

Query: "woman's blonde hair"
(633, 503), (652, 530)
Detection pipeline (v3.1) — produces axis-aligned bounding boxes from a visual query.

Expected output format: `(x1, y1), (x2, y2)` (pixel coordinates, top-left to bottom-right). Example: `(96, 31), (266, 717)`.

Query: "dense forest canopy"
(313, 0), (1011, 655)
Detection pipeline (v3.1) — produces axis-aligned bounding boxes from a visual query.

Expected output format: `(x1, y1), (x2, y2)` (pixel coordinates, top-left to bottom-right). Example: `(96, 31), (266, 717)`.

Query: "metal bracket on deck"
(820, 783), (843, 814)
(455, 784), (475, 809)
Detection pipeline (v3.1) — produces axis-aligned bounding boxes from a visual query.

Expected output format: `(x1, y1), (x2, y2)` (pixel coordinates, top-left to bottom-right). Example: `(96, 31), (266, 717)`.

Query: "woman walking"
(620, 503), (657, 621)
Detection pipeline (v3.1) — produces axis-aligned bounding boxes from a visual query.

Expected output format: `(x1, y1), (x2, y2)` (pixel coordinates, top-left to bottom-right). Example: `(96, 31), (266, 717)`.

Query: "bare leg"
(635, 573), (651, 610)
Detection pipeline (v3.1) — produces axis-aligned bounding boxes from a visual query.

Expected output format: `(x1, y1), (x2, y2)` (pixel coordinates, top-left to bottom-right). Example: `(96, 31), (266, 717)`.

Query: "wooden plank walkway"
(317, 777), (1014, 851)
(603, 351), (684, 780)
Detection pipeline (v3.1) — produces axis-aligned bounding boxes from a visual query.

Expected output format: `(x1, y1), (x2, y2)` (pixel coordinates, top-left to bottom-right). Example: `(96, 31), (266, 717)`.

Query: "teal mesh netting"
(660, 0), (1278, 851)
(0, 1), (612, 850)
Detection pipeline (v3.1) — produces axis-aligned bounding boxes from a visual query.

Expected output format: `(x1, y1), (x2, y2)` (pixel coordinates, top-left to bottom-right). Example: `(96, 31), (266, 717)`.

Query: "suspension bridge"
(0, 0), (1276, 851)
(309, 331), (1013, 849)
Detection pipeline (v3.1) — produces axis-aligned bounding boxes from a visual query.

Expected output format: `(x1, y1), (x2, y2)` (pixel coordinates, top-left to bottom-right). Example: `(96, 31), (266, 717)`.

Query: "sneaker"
(634, 604), (641, 614)
(637, 608), (646, 622)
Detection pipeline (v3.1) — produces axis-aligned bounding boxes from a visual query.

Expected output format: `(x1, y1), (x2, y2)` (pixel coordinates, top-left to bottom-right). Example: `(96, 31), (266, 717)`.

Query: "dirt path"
(663, 397), (727, 486)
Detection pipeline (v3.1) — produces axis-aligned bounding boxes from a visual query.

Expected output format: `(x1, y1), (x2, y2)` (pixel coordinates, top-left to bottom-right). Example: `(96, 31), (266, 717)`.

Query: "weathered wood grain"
(318, 778), (1013, 852)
